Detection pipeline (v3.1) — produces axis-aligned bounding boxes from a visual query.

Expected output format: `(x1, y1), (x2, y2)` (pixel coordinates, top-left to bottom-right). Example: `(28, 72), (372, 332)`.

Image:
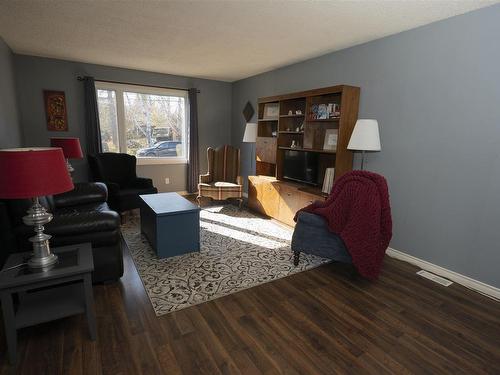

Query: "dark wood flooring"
(1, 239), (499, 374)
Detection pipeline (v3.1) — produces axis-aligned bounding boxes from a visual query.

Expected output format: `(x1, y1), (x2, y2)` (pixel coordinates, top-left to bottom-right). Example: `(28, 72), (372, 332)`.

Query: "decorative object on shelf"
(328, 103), (341, 118)
(263, 103), (279, 119)
(295, 126), (300, 132)
(0, 147), (74, 270)
(299, 121), (305, 131)
(288, 110), (293, 116)
(242, 101), (255, 122)
(322, 168), (335, 194)
(296, 110), (302, 115)
(44, 90), (68, 131)
(290, 140), (297, 149)
(348, 119), (381, 170)
(243, 123), (258, 172)
(317, 104), (328, 119)
(323, 129), (338, 150)
(50, 137), (83, 177)
(271, 130), (277, 137)
(286, 127), (291, 131)
(310, 104), (318, 119)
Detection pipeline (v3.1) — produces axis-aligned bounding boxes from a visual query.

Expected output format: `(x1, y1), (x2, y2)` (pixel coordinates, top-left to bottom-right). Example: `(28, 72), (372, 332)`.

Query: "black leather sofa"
(0, 182), (123, 283)
(88, 153), (158, 213)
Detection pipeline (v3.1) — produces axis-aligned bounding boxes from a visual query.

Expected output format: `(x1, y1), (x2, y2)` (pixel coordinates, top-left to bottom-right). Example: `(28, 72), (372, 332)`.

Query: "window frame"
(95, 81), (189, 165)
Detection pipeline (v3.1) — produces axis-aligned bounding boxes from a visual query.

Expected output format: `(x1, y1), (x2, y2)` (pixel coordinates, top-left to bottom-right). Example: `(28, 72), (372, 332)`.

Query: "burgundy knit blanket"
(296, 170), (392, 280)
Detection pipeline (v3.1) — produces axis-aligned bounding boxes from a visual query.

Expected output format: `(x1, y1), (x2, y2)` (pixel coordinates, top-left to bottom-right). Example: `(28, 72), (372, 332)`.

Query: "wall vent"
(416, 270), (453, 287)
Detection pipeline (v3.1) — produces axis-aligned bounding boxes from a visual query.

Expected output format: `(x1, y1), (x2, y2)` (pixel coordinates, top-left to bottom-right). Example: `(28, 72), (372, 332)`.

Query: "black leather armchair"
(88, 153), (158, 213)
(0, 183), (124, 283)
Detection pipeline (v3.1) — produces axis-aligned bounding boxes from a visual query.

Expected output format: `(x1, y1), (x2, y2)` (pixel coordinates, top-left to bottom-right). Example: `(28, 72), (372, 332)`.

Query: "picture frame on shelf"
(263, 103), (279, 119)
(323, 129), (338, 150)
(322, 168), (335, 194)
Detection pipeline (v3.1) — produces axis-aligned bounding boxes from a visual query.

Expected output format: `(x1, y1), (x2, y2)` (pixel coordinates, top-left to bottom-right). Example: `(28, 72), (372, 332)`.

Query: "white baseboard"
(387, 247), (500, 301)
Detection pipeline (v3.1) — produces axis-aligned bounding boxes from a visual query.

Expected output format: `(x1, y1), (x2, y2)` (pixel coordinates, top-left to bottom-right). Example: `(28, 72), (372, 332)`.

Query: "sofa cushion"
(291, 211), (352, 264)
(49, 203), (120, 235)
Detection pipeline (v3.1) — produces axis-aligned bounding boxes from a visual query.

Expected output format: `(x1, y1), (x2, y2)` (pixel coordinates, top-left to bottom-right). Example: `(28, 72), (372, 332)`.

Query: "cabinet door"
(256, 137), (277, 164)
(248, 177), (263, 214)
(262, 182), (279, 218)
(297, 191), (318, 210)
(278, 184), (299, 227)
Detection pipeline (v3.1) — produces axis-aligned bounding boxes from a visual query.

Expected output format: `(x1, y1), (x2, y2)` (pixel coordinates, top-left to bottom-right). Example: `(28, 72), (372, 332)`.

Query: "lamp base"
(23, 197), (58, 270)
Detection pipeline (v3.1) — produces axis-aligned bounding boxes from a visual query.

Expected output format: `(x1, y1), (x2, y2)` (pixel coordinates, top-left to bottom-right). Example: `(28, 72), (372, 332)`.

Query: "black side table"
(0, 243), (96, 364)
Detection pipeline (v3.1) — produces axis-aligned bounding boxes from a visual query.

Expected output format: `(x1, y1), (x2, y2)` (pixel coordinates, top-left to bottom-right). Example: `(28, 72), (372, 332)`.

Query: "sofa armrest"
(54, 182), (108, 208)
(103, 182), (121, 196)
(199, 173), (212, 184)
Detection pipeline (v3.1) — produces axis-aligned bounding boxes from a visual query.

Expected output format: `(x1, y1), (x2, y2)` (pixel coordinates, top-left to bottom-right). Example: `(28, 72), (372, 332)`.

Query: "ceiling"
(0, 1), (497, 82)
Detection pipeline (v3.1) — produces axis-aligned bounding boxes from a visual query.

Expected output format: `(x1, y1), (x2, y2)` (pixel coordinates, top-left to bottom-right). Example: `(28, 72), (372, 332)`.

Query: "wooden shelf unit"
(251, 85), (360, 226)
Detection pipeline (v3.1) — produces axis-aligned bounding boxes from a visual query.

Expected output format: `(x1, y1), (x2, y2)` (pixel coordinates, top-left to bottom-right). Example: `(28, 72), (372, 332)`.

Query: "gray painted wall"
(232, 5), (500, 287)
(14, 55), (232, 190)
(0, 37), (22, 148)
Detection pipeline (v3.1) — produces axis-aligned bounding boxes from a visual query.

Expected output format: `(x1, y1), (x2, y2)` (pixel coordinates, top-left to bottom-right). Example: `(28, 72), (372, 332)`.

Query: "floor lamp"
(347, 119), (381, 170)
(243, 123), (257, 173)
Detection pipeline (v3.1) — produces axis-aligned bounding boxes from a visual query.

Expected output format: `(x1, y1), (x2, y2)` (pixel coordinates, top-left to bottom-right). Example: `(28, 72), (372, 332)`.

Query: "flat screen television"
(283, 150), (319, 186)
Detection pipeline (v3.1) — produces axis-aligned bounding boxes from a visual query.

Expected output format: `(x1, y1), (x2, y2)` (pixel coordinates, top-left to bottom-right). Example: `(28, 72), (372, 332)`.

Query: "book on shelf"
(322, 168), (335, 194)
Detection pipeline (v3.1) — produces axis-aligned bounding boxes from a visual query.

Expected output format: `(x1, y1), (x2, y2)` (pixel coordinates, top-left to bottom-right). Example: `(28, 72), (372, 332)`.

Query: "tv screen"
(283, 150), (318, 186)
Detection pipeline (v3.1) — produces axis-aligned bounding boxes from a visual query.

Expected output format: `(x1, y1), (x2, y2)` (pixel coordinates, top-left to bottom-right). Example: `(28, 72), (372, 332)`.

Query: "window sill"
(136, 157), (188, 166)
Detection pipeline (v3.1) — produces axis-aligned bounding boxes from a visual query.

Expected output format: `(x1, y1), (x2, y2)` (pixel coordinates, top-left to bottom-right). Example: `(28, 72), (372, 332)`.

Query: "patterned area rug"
(121, 205), (329, 316)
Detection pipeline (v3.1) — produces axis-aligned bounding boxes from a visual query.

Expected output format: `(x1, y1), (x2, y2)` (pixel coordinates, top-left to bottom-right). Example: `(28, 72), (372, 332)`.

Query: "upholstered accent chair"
(198, 145), (243, 207)
(88, 153), (158, 213)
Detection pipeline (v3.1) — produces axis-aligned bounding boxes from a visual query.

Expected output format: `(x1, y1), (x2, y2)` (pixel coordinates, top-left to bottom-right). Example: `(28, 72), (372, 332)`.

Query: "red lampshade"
(0, 147), (74, 199)
(50, 137), (83, 159)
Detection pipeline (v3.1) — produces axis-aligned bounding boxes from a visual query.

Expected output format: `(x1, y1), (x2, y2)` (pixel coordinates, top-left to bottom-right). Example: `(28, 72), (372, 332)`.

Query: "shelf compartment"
(278, 146), (336, 155)
(280, 114), (305, 118)
(306, 117), (340, 122)
(278, 131), (304, 134)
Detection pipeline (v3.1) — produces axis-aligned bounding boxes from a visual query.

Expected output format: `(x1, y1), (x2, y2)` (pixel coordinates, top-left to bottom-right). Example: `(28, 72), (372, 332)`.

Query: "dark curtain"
(83, 76), (102, 155)
(187, 88), (199, 194)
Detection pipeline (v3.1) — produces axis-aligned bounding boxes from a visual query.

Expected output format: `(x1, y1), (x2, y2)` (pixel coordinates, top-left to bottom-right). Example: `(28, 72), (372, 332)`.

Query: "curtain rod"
(77, 76), (200, 93)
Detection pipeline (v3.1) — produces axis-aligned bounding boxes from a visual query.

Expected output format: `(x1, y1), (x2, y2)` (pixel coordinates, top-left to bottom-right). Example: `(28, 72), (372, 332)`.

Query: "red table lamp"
(50, 137), (83, 175)
(0, 148), (74, 269)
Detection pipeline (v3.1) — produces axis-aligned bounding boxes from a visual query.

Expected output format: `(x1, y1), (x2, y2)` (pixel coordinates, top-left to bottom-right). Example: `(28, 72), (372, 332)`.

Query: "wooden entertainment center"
(248, 85), (360, 226)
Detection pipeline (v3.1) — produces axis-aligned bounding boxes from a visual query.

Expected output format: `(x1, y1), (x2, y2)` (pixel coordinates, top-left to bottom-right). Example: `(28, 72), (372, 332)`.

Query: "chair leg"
(237, 198), (243, 210)
(196, 195), (202, 207)
(293, 251), (300, 266)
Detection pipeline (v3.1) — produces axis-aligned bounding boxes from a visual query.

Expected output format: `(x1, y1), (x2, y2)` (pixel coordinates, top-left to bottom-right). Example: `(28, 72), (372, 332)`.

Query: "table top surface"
(140, 192), (200, 217)
(0, 243), (93, 289)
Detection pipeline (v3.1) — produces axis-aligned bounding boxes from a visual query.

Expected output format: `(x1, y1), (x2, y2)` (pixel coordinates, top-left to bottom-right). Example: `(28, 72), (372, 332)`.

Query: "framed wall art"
(44, 90), (68, 131)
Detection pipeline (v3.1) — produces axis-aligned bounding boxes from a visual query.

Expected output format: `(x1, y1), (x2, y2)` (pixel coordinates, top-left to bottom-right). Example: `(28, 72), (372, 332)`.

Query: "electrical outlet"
(164, 178), (170, 185)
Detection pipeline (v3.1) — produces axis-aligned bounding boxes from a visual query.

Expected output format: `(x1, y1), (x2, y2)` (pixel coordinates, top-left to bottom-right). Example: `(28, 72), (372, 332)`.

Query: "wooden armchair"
(197, 145), (243, 208)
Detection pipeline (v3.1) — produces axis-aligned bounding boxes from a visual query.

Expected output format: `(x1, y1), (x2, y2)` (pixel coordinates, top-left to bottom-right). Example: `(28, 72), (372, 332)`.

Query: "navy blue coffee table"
(139, 192), (200, 258)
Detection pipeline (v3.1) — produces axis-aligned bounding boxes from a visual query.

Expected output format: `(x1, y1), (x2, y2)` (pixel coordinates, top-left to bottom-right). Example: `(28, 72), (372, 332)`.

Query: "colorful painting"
(44, 90), (68, 131)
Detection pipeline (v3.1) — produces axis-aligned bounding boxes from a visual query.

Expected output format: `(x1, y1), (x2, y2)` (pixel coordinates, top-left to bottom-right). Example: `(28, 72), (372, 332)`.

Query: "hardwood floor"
(1, 240), (499, 374)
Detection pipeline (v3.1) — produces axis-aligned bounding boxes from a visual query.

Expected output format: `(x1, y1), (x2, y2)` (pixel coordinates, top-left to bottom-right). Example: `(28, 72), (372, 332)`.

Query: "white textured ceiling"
(0, 0), (497, 82)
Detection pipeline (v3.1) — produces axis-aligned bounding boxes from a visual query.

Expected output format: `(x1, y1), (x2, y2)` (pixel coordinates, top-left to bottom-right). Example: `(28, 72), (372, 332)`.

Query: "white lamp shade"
(347, 119), (381, 151)
(242, 123), (257, 143)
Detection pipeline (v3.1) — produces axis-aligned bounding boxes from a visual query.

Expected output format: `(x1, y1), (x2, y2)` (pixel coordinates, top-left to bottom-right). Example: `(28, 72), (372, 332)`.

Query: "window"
(96, 82), (188, 164)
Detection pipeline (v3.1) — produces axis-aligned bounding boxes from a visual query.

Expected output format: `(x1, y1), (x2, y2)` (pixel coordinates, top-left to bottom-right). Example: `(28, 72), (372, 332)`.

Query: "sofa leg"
(293, 251), (300, 266)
